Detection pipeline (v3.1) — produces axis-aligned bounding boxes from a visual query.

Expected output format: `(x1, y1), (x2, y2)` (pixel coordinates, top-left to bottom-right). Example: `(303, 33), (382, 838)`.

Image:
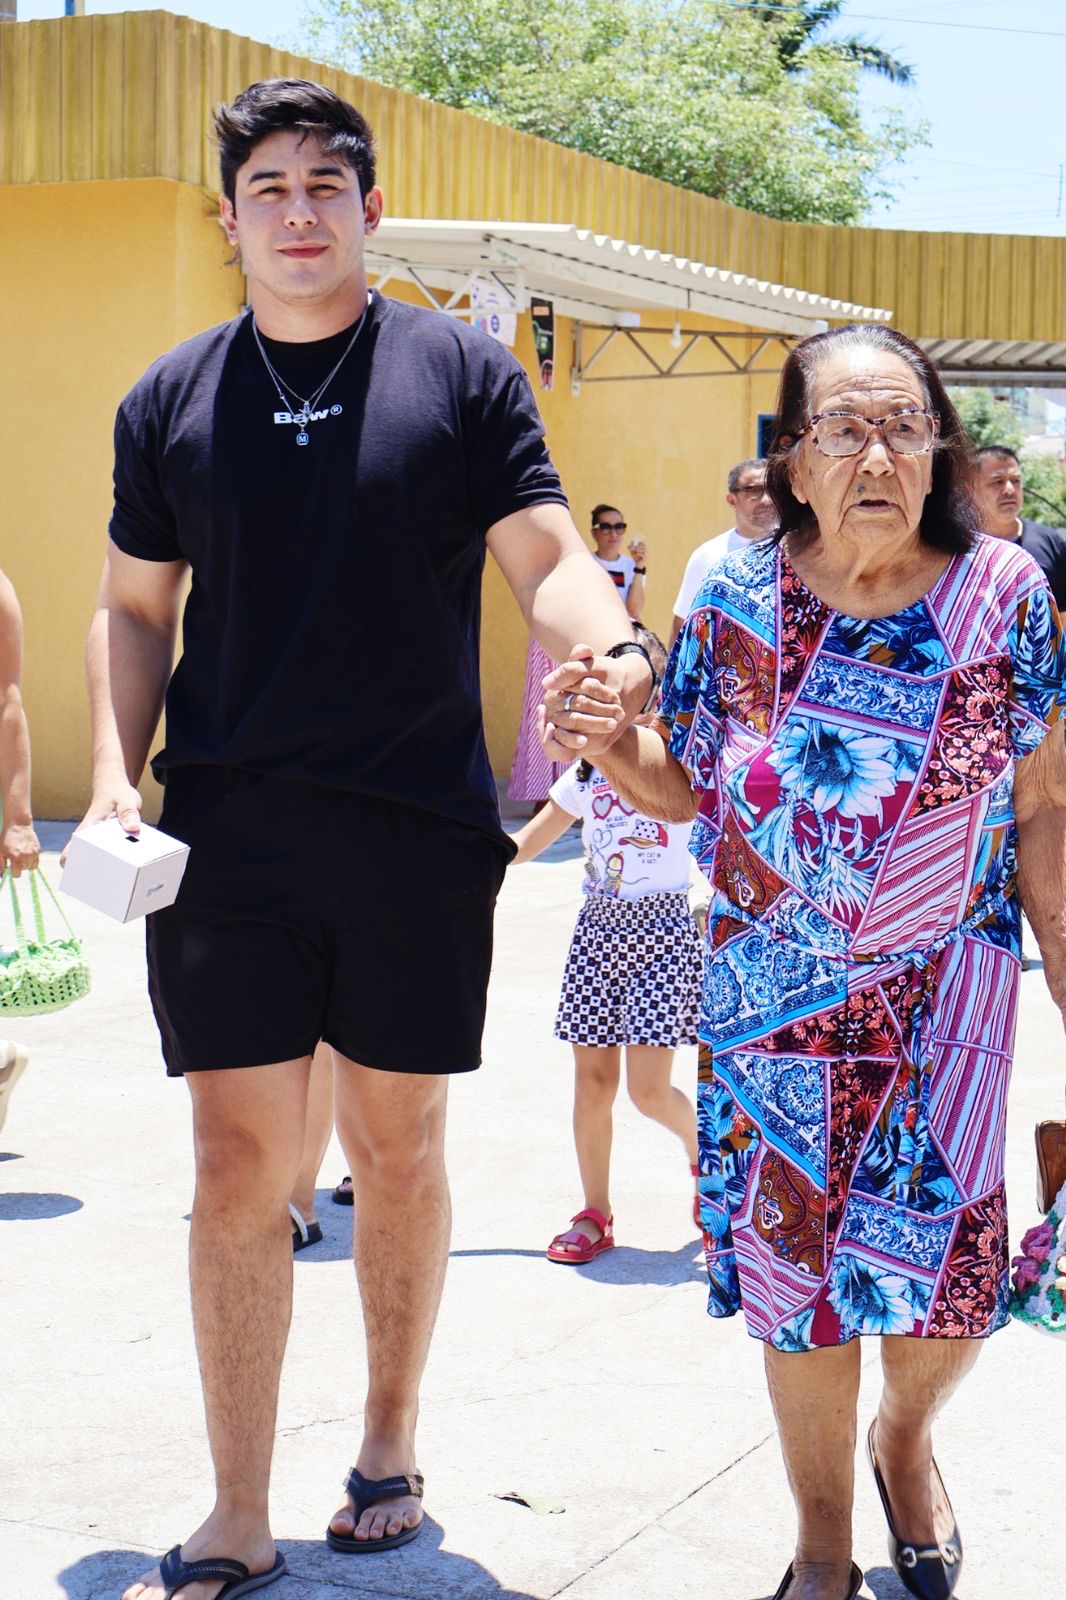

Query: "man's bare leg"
(327, 1060), (450, 1545)
(123, 1057), (311, 1600)
(290, 1041), (335, 1225)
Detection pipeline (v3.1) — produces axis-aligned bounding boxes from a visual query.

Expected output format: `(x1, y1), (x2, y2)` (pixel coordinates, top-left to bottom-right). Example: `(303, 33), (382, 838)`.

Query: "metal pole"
(0, 1), (17, 23)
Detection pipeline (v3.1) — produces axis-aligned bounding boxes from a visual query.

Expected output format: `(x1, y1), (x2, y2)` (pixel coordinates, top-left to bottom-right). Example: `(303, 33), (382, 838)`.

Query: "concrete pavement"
(2, 822), (1064, 1600)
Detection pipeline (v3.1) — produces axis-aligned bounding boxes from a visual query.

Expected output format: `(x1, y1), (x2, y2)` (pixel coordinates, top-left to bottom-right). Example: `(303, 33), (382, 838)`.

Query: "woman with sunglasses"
(589, 503), (645, 623)
(545, 324), (1066, 1600)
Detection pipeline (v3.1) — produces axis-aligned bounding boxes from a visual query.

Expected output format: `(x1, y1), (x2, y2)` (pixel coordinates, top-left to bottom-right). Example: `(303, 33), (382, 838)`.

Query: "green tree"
(752, 1), (913, 86)
(295, 0), (926, 224)
(1019, 454), (1066, 528)
(948, 387), (1024, 453)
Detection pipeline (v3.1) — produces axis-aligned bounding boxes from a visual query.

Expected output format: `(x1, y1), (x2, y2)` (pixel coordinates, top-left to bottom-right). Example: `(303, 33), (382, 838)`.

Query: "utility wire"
(721, 1), (1066, 39)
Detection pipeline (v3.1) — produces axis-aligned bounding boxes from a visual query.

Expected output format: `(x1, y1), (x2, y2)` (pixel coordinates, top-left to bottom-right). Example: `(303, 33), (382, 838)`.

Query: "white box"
(60, 818), (190, 923)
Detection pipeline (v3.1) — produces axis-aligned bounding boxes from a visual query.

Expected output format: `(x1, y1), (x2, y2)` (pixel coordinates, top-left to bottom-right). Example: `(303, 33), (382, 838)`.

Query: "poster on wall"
(530, 298), (555, 390)
(471, 278), (517, 347)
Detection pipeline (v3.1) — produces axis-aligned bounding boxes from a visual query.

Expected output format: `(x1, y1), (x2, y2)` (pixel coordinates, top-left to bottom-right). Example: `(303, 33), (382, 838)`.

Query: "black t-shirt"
(109, 294), (567, 841)
(1018, 519), (1066, 611)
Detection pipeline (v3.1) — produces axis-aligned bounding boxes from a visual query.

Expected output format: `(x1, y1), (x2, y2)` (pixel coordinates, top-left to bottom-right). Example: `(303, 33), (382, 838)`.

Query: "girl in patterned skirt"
(510, 628), (702, 1263)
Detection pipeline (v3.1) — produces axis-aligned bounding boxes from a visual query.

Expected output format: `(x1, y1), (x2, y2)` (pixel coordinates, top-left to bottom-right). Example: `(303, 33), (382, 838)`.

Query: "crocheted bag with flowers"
(1009, 1177), (1066, 1337)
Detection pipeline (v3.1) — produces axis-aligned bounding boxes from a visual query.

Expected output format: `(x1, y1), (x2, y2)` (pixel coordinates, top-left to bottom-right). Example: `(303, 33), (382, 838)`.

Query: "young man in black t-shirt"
(78, 79), (653, 1600)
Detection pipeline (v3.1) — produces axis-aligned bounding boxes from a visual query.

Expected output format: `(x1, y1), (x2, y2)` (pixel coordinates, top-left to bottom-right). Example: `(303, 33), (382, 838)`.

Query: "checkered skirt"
(554, 890), (702, 1048)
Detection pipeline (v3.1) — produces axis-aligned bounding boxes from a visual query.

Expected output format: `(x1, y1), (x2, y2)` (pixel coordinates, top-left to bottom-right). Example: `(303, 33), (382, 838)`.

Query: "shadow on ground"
(863, 1564), (919, 1599)
(59, 1523), (543, 1600)
(450, 1238), (705, 1286)
(0, 1189), (83, 1220)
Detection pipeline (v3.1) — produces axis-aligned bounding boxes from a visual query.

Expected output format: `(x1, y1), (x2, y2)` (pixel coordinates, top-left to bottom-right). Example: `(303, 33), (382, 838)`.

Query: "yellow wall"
(3, 11), (1065, 344)
(0, 178), (240, 817)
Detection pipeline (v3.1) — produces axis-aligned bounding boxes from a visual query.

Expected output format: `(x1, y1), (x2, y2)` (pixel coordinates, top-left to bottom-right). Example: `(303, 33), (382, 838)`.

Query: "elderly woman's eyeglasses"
(802, 408), (940, 458)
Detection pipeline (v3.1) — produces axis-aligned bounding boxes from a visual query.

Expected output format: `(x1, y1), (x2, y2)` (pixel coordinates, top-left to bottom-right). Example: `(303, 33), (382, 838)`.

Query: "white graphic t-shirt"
(550, 764), (694, 899)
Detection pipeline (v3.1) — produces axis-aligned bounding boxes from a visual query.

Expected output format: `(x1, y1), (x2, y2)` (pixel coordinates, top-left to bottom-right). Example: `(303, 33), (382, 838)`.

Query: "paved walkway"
(2, 825), (1063, 1599)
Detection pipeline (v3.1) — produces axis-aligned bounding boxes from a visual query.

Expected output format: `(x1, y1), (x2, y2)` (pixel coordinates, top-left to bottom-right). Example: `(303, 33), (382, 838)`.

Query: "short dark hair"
(590, 503), (622, 526)
(973, 444), (1021, 467)
(727, 458), (765, 494)
(214, 79), (377, 205)
(765, 323), (976, 555)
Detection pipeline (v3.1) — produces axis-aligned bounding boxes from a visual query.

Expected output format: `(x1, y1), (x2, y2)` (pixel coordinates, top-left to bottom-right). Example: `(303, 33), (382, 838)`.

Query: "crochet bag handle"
(4, 868), (76, 953)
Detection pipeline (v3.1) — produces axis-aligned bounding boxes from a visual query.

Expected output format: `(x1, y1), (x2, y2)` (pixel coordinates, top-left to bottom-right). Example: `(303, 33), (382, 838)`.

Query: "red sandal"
(546, 1207), (614, 1264)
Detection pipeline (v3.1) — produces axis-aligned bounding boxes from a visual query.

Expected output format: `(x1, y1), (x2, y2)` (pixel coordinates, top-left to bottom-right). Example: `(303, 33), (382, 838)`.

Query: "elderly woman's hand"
(0, 819), (41, 877)
(538, 645), (625, 760)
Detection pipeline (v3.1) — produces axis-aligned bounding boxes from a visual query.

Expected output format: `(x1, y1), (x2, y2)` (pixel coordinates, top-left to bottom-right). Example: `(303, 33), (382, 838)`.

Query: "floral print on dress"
(664, 536), (1066, 1349)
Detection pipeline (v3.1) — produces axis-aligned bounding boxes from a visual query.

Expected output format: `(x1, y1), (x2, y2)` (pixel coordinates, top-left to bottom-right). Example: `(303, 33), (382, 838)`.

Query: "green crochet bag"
(0, 868), (91, 1017)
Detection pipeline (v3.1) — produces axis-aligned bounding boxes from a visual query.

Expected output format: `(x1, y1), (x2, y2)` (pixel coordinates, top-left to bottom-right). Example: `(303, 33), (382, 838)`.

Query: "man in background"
(971, 444), (1066, 609)
(669, 458), (776, 645)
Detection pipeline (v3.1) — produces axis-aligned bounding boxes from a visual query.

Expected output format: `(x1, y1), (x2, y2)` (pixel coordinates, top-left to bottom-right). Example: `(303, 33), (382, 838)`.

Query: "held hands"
(60, 778), (142, 867)
(628, 538), (647, 567)
(538, 643), (651, 761)
(0, 820), (41, 877)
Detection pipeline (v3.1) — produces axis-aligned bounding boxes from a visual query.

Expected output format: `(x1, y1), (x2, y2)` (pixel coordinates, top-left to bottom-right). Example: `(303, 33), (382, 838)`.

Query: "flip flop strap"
(343, 1468), (425, 1510)
(160, 1544), (249, 1596)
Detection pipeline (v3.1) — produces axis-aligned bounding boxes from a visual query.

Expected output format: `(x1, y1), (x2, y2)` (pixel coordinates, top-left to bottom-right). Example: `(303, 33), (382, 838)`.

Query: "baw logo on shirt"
(273, 405), (344, 426)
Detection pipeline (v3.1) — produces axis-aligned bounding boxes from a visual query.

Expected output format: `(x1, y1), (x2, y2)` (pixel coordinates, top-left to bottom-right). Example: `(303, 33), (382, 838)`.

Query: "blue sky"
(15, 0), (1065, 236)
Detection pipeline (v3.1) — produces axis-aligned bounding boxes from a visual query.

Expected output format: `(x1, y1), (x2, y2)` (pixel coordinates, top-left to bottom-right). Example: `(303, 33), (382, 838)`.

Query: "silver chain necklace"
(251, 297), (371, 446)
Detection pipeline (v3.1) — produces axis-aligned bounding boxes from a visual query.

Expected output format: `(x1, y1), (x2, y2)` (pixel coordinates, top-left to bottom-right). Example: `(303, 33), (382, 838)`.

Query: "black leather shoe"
(771, 1561), (864, 1600)
(866, 1420), (962, 1599)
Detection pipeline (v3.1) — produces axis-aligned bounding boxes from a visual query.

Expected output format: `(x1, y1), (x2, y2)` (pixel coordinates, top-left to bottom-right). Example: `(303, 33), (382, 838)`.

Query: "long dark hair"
(765, 324), (976, 553)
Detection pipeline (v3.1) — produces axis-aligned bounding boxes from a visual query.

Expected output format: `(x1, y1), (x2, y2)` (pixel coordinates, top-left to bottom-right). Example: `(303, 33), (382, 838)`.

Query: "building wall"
(0, 173), (777, 816)
(3, 11), (1064, 345)
(0, 178), (240, 818)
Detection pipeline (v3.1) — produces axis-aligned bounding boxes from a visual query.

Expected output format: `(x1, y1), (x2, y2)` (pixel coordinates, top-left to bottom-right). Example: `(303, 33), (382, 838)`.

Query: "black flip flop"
(159, 1544), (286, 1599)
(331, 1175), (354, 1206)
(325, 1467), (425, 1553)
(289, 1204), (323, 1252)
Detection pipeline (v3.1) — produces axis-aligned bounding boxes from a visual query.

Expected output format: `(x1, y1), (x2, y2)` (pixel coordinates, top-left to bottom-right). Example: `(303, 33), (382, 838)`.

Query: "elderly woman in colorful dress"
(542, 324), (1066, 1600)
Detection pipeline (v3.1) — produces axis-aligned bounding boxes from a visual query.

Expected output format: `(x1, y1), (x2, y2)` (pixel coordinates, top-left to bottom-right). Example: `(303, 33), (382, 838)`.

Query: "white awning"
(920, 337), (1066, 384)
(366, 219), (892, 336)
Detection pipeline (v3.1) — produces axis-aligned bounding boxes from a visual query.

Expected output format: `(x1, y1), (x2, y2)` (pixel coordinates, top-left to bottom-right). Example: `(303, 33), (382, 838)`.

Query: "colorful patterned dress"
(659, 535), (1066, 1351)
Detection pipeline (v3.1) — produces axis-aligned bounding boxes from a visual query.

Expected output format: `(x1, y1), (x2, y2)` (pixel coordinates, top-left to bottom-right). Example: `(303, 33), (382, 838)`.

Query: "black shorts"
(146, 767), (512, 1077)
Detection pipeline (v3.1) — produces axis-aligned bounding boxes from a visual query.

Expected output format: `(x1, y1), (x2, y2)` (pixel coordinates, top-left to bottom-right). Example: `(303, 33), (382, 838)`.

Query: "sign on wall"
(471, 278), (517, 347)
(531, 299), (555, 390)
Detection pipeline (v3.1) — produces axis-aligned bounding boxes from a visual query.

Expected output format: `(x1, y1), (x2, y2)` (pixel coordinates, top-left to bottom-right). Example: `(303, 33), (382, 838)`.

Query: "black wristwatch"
(632, 565), (647, 575)
(605, 640), (658, 714)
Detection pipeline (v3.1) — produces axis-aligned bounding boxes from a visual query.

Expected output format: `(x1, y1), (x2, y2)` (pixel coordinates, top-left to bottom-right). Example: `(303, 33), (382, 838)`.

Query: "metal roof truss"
(368, 260), (527, 320)
(571, 324), (799, 392)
